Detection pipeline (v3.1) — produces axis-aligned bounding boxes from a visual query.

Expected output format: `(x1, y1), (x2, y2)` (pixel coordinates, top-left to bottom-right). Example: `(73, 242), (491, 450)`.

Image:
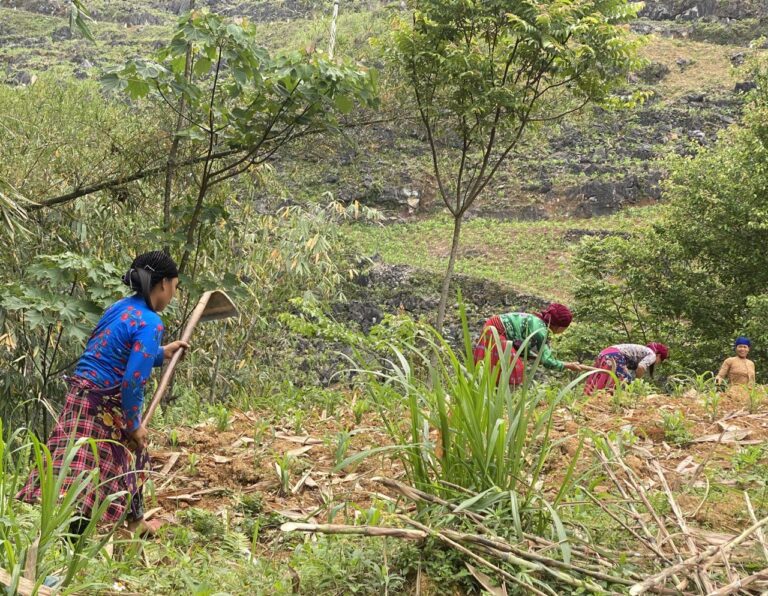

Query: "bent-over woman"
(584, 342), (669, 395)
(473, 303), (583, 385)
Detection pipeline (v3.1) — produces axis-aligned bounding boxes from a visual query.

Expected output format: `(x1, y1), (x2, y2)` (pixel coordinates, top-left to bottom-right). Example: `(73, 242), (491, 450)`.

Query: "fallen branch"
(398, 516), (550, 596)
(706, 567), (768, 596)
(744, 491), (768, 564)
(629, 514), (768, 595)
(163, 486), (228, 502)
(375, 477), (489, 525)
(580, 487), (668, 560)
(650, 460), (713, 593)
(442, 530), (635, 587)
(378, 476), (638, 573)
(282, 517), (638, 593)
(280, 522), (426, 540)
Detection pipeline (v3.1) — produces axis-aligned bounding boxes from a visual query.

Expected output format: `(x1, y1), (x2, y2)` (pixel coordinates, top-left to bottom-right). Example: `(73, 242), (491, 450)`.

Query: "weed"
(333, 430), (352, 469)
(733, 445), (767, 474)
(352, 398), (369, 425)
(236, 494), (265, 517)
(187, 453), (200, 476)
(661, 410), (693, 445)
(168, 428), (180, 448)
(274, 454), (294, 495)
(292, 535), (412, 594)
(747, 385), (765, 414)
(212, 404), (230, 431)
(177, 508), (226, 538)
(702, 389), (722, 422)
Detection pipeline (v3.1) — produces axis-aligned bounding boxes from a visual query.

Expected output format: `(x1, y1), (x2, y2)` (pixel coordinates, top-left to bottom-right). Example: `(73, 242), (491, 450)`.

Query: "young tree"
(97, 10), (380, 273)
(391, 0), (643, 330)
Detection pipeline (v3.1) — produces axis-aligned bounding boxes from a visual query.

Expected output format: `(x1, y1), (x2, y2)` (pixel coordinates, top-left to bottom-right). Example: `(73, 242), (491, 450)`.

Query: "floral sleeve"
(121, 318), (165, 432)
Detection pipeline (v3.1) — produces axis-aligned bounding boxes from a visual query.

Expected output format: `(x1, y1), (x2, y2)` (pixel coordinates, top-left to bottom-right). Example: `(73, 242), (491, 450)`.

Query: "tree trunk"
(162, 1), (194, 248)
(435, 214), (463, 333)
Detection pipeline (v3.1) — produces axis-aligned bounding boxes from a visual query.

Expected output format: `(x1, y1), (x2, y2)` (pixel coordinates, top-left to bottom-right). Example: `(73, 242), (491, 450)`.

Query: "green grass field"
(344, 207), (660, 300)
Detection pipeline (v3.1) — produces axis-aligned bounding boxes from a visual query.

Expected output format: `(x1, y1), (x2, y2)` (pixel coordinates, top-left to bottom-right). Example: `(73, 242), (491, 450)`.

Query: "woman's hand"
(564, 362), (584, 372)
(162, 340), (189, 360)
(635, 365), (646, 379)
(129, 425), (149, 451)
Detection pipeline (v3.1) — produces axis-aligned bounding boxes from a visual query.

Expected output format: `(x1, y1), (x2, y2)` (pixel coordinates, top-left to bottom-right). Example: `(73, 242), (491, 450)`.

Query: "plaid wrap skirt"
(17, 377), (149, 523)
(584, 348), (633, 396)
(473, 316), (525, 386)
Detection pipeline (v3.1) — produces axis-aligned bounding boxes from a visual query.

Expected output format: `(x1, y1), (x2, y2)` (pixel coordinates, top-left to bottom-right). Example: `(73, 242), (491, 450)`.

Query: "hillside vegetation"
(2, 0), (768, 594)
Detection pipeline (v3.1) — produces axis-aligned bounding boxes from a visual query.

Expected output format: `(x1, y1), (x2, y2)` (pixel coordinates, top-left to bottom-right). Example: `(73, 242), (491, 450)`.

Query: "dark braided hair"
(122, 250), (179, 310)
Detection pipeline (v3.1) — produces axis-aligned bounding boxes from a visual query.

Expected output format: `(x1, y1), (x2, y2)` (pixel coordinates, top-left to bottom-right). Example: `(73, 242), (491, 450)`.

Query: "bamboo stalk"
(629, 514), (768, 595)
(581, 488), (668, 560)
(744, 491), (768, 564)
(466, 541), (622, 595)
(597, 444), (684, 586)
(443, 530), (635, 587)
(595, 448), (660, 548)
(374, 477), (489, 528)
(396, 516), (549, 596)
(705, 567), (768, 596)
(280, 522), (426, 540)
(689, 429), (725, 486)
(398, 515), (619, 594)
(282, 518), (629, 594)
(378, 476), (632, 572)
(650, 460), (714, 593)
(608, 443), (680, 560)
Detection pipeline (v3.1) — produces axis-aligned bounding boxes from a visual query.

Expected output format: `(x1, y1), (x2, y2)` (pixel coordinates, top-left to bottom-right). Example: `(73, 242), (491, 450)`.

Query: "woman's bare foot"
(126, 517), (165, 537)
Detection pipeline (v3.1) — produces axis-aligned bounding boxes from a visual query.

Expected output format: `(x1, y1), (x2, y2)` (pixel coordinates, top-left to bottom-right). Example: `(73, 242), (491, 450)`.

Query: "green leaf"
(333, 94), (354, 114)
(232, 67), (248, 86)
(194, 57), (212, 77)
(126, 79), (150, 99)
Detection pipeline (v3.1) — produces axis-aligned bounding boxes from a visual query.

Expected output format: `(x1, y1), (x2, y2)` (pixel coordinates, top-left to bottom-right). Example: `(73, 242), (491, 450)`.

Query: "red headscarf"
(647, 342), (669, 362)
(537, 303), (573, 328)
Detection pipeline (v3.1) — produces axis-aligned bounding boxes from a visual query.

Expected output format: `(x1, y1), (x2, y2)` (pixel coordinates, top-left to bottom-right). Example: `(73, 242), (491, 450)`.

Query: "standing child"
(18, 251), (188, 536)
(716, 336), (756, 387)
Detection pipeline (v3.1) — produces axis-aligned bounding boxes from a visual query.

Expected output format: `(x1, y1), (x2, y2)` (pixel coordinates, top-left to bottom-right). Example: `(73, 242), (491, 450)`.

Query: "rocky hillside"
(0, 0), (764, 221)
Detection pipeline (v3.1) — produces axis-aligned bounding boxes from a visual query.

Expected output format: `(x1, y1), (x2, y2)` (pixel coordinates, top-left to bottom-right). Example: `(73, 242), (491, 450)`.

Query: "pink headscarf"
(647, 342), (669, 362)
(537, 303), (573, 328)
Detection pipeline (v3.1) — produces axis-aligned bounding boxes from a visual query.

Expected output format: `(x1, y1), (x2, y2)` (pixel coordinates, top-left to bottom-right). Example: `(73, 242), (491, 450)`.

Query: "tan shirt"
(717, 357), (755, 386)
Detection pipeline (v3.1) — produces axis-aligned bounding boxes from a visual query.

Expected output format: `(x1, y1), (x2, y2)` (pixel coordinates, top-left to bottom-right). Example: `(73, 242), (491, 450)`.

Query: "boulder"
(51, 26), (72, 41)
(569, 172), (663, 218)
(9, 71), (34, 86)
(677, 6), (700, 21)
(636, 61), (671, 84)
(735, 81), (757, 93)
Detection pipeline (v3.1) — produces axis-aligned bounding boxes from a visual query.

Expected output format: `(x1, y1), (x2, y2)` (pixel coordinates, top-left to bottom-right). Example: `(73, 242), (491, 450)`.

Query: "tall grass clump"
(346, 297), (592, 537)
(0, 421), (127, 593)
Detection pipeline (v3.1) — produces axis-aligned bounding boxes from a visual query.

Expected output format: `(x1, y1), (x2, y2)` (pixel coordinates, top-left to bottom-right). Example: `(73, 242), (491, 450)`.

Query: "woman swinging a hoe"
(19, 251), (188, 536)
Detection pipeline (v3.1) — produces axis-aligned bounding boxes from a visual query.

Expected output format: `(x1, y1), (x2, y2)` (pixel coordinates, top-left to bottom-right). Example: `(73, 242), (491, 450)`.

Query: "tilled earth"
(146, 386), (768, 539)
